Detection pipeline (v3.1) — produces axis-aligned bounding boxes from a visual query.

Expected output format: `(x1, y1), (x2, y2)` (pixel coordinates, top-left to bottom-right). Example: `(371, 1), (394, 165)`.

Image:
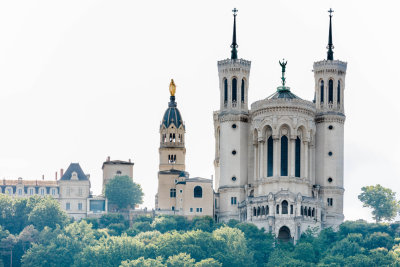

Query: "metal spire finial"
(327, 8), (334, 60)
(230, 8), (238, 60)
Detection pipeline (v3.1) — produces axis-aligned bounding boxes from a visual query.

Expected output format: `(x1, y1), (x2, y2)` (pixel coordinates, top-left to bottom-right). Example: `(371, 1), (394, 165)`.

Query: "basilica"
(155, 9), (347, 241)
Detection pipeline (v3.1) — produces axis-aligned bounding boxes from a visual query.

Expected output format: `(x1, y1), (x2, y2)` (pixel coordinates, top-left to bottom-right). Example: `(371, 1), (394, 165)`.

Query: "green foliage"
(74, 235), (145, 267)
(212, 227), (253, 266)
(166, 253), (195, 267)
(293, 242), (316, 263)
(330, 239), (362, 258)
(358, 184), (400, 222)
(151, 215), (189, 233)
(99, 213), (126, 228)
(105, 176), (144, 210)
(234, 223), (274, 265)
(21, 221), (96, 267)
(27, 197), (68, 231)
(1, 193), (400, 267)
(82, 217), (99, 229)
(190, 216), (215, 232)
(194, 258), (222, 267)
(107, 223), (127, 236)
(120, 257), (164, 267)
(126, 221), (152, 236)
(364, 232), (394, 250)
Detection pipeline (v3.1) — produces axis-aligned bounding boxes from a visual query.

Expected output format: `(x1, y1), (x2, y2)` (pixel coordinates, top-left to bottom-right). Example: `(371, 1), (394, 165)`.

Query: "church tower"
(155, 80), (186, 211)
(214, 9), (251, 222)
(313, 9), (347, 228)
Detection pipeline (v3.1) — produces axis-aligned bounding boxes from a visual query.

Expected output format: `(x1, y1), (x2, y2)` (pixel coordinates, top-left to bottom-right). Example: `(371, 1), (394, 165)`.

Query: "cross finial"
(232, 8), (238, 16)
(328, 8), (334, 17)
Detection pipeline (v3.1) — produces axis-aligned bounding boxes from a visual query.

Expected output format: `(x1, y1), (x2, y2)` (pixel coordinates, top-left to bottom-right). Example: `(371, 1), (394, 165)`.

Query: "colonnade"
(253, 132), (312, 180)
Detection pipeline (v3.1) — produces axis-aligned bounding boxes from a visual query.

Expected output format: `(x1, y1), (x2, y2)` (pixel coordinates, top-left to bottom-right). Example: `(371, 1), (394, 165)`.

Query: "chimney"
(129, 158), (131, 163)
(55, 172), (58, 180)
(60, 169), (64, 178)
(42, 175), (44, 180)
(107, 156), (110, 162)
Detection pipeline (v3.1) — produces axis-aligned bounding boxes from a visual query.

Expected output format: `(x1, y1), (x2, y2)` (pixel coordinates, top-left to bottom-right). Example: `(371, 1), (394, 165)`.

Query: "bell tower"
(156, 80), (186, 211)
(214, 8), (251, 222)
(313, 9), (347, 228)
(159, 79), (186, 171)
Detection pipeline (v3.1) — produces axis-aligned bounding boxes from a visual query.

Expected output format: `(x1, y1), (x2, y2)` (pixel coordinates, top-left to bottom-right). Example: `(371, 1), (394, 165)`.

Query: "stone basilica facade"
(155, 9), (347, 241)
(213, 9), (347, 241)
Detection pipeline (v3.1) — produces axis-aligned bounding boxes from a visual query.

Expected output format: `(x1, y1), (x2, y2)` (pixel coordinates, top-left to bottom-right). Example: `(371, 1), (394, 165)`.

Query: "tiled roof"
(1, 179), (57, 186)
(60, 163), (88, 181)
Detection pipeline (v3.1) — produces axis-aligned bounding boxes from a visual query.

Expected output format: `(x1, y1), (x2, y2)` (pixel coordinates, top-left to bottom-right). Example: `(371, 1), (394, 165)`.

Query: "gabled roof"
(60, 163), (88, 181)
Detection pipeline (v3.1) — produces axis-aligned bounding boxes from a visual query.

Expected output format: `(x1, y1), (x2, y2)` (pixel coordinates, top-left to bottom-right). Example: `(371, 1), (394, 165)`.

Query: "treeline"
(1, 195), (400, 266)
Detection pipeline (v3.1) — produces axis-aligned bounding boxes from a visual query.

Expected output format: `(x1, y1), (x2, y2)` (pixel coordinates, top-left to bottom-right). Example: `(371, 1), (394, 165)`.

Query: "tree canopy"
(105, 176), (144, 210)
(358, 184), (400, 222)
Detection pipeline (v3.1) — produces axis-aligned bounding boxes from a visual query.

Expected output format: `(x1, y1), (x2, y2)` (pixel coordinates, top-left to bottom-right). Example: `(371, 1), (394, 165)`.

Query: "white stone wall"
(58, 179), (90, 220)
(215, 58), (251, 222)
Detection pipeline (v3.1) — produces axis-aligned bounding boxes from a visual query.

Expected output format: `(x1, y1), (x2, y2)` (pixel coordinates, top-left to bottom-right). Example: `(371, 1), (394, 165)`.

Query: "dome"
(267, 87), (301, 100)
(162, 96), (184, 128)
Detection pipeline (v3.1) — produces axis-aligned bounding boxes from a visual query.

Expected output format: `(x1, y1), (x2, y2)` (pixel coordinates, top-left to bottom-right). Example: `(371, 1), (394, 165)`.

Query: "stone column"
(303, 139), (309, 178)
(258, 139), (264, 179)
(273, 137), (279, 176)
(290, 136), (296, 177)
(309, 138), (315, 184)
(253, 143), (258, 180)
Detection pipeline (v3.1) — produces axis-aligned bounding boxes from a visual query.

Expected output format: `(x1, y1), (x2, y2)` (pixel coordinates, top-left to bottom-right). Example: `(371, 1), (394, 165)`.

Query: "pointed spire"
(230, 8), (238, 60)
(327, 8), (334, 60)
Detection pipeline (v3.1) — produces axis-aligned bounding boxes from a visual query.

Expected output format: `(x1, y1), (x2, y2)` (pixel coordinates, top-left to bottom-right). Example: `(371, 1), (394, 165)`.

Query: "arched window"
(281, 135), (288, 176)
(301, 206), (303, 215)
(282, 200), (288, 214)
(328, 79), (334, 103)
(253, 207), (256, 216)
(308, 207), (311, 217)
(312, 208), (315, 217)
(224, 78), (228, 104)
(337, 80), (341, 104)
(267, 136), (273, 177)
(290, 205), (293, 214)
(295, 137), (301, 177)
(261, 206), (265, 215)
(257, 207), (260, 216)
(276, 205), (280, 214)
(266, 205), (269, 215)
(241, 79), (245, 103)
(320, 80), (324, 103)
(304, 206), (307, 216)
(194, 186), (202, 198)
(232, 78), (237, 102)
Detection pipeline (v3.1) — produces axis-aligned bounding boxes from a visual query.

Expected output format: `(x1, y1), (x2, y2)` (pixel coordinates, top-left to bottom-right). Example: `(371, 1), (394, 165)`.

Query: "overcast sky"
(0, 0), (399, 222)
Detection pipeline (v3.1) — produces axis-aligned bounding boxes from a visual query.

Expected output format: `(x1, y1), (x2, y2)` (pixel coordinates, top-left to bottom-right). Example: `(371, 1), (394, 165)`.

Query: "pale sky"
(0, 1), (399, 222)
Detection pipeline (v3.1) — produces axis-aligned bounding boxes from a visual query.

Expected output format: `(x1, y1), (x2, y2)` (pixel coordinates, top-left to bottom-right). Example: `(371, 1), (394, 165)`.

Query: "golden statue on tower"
(169, 79), (176, 96)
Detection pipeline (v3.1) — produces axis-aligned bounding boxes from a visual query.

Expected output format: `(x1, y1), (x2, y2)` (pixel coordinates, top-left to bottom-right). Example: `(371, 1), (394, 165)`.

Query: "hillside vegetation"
(1, 195), (400, 266)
